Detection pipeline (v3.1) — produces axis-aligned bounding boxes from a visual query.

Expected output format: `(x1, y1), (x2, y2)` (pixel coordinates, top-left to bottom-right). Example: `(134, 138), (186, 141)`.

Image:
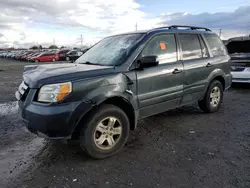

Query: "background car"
(27, 52), (41, 61)
(31, 52), (59, 62)
(58, 49), (71, 61)
(225, 36), (250, 83)
(66, 49), (89, 62)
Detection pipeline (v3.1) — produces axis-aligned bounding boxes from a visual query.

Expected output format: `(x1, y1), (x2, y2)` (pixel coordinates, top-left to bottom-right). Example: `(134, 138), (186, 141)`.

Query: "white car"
(225, 36), (250, 83)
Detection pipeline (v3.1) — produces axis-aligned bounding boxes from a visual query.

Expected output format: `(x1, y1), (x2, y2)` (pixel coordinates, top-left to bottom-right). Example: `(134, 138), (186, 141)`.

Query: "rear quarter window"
(204, 34), (227, 57)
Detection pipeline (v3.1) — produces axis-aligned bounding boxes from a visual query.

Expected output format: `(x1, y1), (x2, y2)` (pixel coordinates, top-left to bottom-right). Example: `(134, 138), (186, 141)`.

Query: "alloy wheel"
(94, 117), (122, 150)
(210, 86), (221, 108)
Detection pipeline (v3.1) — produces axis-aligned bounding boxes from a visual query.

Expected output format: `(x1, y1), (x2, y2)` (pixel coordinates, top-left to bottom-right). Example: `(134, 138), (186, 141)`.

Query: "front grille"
(231, 66), (245, 72)
(17, 81), (29, 101)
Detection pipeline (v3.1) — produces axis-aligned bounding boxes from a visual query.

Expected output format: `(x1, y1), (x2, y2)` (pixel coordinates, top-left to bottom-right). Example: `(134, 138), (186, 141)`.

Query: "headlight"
(38, 82), (72, 102)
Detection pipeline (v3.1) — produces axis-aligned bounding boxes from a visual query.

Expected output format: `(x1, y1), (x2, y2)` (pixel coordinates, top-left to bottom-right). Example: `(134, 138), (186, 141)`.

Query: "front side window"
(204, 34), (227, 57)
(76, 34), (145, 66)
(69, 51), (77, 55)
(179, 34), (202, 60)
(141, 34), (177, 64)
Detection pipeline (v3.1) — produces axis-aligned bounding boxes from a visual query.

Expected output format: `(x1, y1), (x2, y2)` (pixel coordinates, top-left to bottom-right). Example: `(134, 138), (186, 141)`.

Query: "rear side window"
(71, 51), (77, 55)
(42, 53), (53, 56)
(141, 34), (177, 64)
(179, 34), (202, 60)
(204, 34), (227, 57)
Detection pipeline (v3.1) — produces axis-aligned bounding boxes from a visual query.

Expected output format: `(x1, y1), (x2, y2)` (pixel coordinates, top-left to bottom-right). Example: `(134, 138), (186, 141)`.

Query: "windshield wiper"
(78, 61), (111, 66)
(78, 61), (103, 66)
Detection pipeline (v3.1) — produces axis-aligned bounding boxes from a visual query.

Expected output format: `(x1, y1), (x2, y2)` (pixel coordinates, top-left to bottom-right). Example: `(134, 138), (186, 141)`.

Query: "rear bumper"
(225, 73), (233, 89)
(18, 89), (92, 139)
(231, 69), (250, 83)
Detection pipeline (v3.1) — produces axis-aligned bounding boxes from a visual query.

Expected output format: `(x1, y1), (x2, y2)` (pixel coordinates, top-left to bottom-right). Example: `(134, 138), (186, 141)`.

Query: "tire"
(35, 59), (39, 63)
(66, 57), (70, 61)
(79, 104), (130, 159)
(52, 58), (56, 62)
(198, 80), (223, 113)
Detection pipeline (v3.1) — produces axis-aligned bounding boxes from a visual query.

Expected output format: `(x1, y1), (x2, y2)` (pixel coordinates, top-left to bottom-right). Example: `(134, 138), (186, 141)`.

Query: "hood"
(23, 63), (114, 88)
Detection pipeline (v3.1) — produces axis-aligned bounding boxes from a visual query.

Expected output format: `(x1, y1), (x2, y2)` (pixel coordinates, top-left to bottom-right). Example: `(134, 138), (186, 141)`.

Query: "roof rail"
(149, 25), (212, 32)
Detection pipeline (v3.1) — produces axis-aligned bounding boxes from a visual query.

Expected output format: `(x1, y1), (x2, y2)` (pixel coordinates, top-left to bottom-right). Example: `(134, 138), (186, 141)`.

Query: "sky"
(0, 0), (250, 48)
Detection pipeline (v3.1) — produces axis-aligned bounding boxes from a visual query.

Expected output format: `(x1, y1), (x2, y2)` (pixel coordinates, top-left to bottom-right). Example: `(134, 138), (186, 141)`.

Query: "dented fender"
(69, 72), (138, 112)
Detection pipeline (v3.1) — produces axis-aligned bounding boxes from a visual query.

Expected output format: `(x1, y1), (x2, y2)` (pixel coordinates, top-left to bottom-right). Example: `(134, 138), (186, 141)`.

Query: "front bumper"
(18, 89), (92, 139)
(231, 69), (250, 83)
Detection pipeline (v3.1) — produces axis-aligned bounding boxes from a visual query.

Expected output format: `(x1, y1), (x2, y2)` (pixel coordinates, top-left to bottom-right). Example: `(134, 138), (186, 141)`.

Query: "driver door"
(136, 34), (184, 118)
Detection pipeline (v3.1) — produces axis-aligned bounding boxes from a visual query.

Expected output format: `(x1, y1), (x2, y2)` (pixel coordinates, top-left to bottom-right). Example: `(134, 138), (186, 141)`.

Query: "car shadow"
(231, 83), (250, 89)
(29, 105), (205, 165)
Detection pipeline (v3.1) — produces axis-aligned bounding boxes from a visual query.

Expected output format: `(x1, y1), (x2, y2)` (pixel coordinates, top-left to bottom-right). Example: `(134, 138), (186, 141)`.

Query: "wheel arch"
(71, 96), (138, 140)
(211, 75), (225, 90)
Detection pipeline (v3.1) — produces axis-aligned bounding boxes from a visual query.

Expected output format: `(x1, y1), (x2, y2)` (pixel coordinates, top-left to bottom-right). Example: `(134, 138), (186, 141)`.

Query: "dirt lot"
(0, 59), (249, 188)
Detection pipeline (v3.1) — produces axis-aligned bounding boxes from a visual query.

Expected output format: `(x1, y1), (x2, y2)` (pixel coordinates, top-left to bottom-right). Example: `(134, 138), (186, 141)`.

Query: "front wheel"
(198, 80), (223, 113)
(52, 58), (56, 62)
(79, 104), (130, 159)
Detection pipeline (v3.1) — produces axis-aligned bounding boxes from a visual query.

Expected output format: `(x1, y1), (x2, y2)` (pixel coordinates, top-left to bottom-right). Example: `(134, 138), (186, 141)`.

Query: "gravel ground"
(0, 59), (249, 188)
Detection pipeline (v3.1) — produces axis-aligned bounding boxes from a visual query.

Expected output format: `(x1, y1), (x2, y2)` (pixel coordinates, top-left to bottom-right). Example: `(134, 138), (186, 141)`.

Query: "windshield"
(75, 33), (145, 66)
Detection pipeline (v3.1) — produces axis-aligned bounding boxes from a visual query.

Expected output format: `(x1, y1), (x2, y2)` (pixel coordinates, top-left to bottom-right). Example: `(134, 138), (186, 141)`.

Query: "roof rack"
(150, 25), (212, 32)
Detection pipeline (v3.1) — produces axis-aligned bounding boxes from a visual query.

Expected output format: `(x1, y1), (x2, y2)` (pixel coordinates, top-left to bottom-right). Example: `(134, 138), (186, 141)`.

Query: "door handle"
(172, 68), (182, 74)
(127, 80), (134, 85)
(206, 63), (213, 67)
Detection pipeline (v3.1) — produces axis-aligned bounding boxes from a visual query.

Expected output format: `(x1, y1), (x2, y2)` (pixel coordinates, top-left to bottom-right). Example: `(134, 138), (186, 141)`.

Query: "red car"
(31, 52), (59, 62)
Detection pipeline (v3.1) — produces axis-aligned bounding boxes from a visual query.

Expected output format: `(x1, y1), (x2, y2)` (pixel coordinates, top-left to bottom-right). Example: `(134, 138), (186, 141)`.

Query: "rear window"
(179, 34), (202, 60)
(42, 52), (54, 56)
(204, 34), (227, 57)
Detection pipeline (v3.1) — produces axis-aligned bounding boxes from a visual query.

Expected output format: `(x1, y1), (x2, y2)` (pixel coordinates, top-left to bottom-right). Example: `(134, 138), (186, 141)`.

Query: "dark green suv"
(16, 25), (232, 159)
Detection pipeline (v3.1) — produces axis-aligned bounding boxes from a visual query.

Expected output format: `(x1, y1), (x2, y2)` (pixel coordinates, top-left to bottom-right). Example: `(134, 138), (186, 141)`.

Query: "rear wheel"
(79, 104), (130, 159)
(198, 80), (223, 113)
(66, 57), (70, 61)
(52, 58), (56, 62)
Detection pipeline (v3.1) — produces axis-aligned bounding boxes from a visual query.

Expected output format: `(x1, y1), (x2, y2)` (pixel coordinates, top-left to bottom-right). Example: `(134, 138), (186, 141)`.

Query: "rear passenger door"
(178, 33), (211, 105)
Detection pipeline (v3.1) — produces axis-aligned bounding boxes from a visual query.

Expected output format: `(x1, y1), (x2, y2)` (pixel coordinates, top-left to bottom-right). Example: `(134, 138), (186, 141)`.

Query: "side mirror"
(138, 55), (159, 68)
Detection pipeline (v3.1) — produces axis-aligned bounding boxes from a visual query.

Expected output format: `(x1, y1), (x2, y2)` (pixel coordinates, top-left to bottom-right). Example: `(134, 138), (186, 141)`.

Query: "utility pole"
(219, 29), (222, 38)
(135, 22), (138, 31)
(76, 34), (83, 47)
(80, 34), (83, 47)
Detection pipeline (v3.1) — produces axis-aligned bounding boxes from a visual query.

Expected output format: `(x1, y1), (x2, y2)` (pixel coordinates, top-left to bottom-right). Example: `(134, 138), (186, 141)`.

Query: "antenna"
(219, 29), (222, 38)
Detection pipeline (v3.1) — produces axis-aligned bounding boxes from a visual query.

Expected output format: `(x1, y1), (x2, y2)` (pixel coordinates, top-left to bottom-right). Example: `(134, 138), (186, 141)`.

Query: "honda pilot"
(16, 25), (232, 159)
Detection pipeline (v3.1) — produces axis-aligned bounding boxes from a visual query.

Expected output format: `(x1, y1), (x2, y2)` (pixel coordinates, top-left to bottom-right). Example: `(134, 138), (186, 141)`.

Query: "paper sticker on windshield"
(160, 42), (167, 50)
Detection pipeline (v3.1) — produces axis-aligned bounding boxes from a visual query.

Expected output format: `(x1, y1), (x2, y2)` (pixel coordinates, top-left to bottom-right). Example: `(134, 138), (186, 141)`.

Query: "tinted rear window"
(204, 34), (227, 57)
